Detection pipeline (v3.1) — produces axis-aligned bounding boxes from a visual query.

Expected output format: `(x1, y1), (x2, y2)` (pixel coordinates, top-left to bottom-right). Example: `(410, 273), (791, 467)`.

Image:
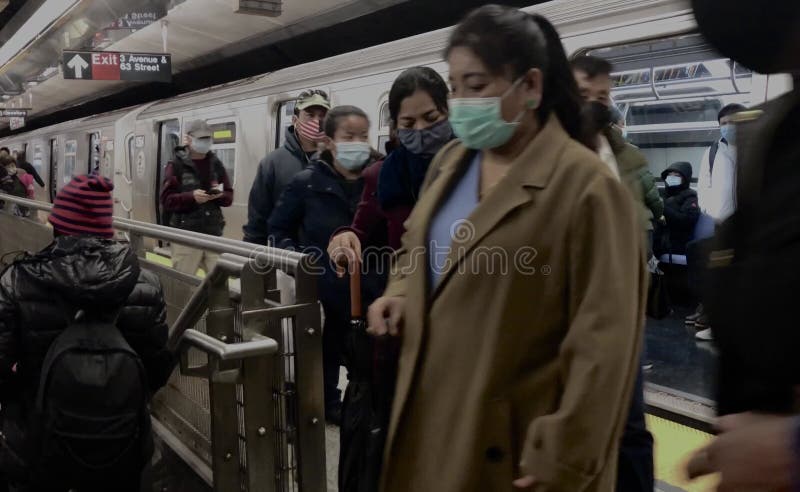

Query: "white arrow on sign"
(67, 54), (89, 78)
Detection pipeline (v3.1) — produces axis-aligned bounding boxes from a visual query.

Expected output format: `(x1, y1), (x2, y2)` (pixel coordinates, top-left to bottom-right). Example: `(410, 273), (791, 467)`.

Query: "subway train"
(0, 0), (793, 242)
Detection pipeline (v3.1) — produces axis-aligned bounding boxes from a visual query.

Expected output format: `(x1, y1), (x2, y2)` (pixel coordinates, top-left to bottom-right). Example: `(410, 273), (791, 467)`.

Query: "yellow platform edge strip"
(647, 413), (719, 491)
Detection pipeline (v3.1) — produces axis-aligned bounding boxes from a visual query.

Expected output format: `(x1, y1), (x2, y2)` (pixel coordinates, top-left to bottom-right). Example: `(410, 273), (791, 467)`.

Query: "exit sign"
(63, 50), (172, 82)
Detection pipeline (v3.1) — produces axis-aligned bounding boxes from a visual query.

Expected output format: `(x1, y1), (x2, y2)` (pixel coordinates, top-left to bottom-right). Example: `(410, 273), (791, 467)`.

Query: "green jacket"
(605, 127), (663, 231)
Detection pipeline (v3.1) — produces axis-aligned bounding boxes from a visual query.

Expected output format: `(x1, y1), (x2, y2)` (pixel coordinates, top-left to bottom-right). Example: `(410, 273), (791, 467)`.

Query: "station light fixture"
(236, 0), (282, 17)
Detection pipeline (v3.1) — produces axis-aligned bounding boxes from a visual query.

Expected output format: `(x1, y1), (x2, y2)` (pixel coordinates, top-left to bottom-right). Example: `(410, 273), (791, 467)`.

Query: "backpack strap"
(708, 140), (719, 178)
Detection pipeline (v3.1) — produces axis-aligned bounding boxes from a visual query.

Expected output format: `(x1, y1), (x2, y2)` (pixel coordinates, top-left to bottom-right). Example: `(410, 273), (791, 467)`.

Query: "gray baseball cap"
(185, 119), (213, 138)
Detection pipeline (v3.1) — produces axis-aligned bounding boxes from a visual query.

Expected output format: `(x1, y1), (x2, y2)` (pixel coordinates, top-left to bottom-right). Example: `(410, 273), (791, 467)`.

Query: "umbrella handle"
(349, 258), (362, 318)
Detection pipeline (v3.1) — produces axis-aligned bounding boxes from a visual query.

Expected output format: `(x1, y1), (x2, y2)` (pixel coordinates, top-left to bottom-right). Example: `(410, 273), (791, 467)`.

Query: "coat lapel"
(431, 115), (570, 298)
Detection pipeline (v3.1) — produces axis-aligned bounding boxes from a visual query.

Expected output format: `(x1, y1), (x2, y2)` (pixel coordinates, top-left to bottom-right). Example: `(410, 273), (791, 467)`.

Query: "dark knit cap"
(49, 175), (114, 238)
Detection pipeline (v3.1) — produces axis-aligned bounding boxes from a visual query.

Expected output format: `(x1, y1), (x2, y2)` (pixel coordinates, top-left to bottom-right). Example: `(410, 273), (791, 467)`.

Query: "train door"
(113, 133), (135, 218)
(63, 139), (77, 188)
(31, 143), (45, 202)
(155, 119), (180, 226)
(48, 138), (59, 202)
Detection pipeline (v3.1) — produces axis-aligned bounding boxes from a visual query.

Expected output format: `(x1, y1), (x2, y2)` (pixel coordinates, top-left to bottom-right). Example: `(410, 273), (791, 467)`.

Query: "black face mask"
(692, 0), (800, 74)
(586, 101), (613, 133)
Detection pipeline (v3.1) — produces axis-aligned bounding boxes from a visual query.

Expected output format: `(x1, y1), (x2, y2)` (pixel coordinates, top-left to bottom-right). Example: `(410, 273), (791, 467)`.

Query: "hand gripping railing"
(0, 195), (326, 492)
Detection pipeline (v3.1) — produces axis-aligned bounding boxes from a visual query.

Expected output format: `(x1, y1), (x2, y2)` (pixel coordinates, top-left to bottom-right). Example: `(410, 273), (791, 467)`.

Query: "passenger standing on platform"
(328, 67), (453, 267)
(685, 0), (800, 490)
(243, 90), (331, 245)
(368, 7), (645, 492)
(160, 119), (233, 275)
(0, 175), (172, 492)
(573, 56), (655, 492)
(270, 105), (379, 426)
(0, 155), (34, 218)
(11, 150), (44, 189)
(326, 66), (452, 492)
(0, 156), (33, 200)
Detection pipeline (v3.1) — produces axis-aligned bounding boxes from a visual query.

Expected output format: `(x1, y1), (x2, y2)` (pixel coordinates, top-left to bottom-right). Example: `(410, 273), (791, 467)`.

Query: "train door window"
(49, 138), (58, 202)
(275, 100), (298, 148)
(88, 132), (100, 174)
(581, 33), (755, 179)
(156, 119), (180, 225)
(209, 121), (237, 185)
(126, 134), (135, 181)
(377, 99), (391, 154)
(63, 140), (77, 185)
(32, 144), (43, 179)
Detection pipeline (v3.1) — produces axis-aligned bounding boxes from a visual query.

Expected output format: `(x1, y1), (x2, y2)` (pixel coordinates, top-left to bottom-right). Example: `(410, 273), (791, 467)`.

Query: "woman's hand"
(327, 231), (362, 277)
(513, 476), (536, 489)
(367, 296), (406, 337)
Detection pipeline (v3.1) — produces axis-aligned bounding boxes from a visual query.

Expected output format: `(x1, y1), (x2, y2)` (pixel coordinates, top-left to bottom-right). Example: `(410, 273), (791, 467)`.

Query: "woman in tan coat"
(366, 6), (646, 492)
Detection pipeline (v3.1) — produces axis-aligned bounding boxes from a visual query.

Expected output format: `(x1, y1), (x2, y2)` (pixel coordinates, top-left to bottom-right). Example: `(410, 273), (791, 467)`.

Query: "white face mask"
(665, 175), (682, 187)
(334, 141), (371, 171)
(190, 137), (212, 154)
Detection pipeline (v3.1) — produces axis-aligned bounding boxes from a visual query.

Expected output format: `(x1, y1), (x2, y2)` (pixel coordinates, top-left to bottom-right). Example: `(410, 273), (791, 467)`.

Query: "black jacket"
(269, 158), (366, 308)
(269, 159), (365, 257)
(708, 90), (800, 415)
(0, 236), (172, 401)
(243, 127), (311, 245)
(658, 161), (699, 255)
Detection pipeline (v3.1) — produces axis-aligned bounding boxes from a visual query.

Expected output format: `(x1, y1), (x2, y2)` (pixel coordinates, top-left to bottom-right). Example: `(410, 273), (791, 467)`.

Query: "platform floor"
(645, 306), (716, 402)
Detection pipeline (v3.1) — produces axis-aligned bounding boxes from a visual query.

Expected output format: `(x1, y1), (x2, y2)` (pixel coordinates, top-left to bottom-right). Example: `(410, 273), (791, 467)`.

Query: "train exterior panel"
(0, 0), (792, 242)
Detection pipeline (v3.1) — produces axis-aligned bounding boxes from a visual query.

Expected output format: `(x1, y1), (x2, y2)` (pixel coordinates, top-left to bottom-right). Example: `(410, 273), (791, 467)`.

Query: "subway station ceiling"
(0, 0), (409, 127)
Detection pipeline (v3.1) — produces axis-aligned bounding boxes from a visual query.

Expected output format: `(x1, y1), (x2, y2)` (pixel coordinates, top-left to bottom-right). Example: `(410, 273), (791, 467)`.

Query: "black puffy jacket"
(658, 161), (700, 255)
(0, 236), (173, 401)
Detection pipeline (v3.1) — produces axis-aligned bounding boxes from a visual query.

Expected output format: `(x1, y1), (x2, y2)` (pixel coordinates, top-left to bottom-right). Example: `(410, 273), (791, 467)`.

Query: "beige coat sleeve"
(520, 172), (647, 491)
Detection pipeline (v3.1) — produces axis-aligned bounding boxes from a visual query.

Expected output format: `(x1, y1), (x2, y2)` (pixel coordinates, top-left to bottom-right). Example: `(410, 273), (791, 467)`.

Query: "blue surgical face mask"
(665, 175), (683, 188)
(190, 137), (212, 154)
(335, 141), (371, 171)
(720, 124), (736, 146)
(448, 79), (528, 150)
(397, 119), (453, 156)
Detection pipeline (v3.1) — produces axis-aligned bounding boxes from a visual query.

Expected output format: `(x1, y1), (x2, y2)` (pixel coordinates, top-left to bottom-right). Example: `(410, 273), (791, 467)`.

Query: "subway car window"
(158, 120), (180, 183)
(63, 140), (77, 184)
(377, 100), (390, 152)
(275, 100), (297, 148)
(32, 144), (43, 177)
(210, 121), (237, 185)
(585, 33), (755, 180)
(126, 134), (135, 181)
(88, 132), (100, 174)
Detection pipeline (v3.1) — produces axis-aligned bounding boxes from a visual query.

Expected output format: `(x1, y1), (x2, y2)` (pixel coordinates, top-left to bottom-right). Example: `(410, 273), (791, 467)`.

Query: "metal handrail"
(180, 329), (278, 361)
(0, 194), (313, 275)
(166, 253), (246, 352)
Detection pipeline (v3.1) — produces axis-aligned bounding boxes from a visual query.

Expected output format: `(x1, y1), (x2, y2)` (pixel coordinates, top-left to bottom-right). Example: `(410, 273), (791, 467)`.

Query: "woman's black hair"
(445, 5), (590, 147)
(388, 67), (449, 123)
(323, 105), (369, 138)
(320, 105), (373, 165)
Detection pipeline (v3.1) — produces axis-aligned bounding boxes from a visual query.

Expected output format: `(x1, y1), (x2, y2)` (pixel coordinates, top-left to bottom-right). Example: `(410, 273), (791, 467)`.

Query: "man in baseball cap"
(244, 89), (331, 245)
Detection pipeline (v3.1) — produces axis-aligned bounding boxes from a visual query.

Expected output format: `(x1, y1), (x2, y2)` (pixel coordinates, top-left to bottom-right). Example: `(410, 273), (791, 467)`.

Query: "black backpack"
(33, 307), (150, 485)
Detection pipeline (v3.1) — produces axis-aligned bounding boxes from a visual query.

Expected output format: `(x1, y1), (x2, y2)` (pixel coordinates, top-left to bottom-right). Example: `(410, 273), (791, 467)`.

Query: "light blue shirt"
(427, 152), (481, 291)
